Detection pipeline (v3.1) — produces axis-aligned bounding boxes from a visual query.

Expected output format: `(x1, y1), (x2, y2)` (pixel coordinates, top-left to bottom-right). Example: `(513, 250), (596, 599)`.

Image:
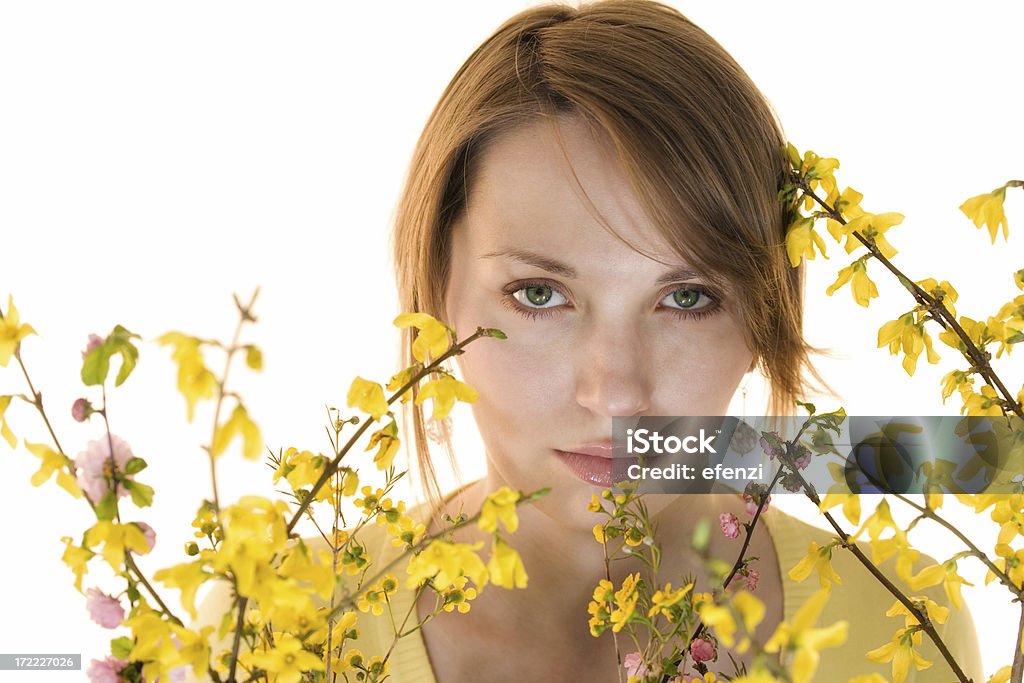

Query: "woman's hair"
(391, 0), (829, 507)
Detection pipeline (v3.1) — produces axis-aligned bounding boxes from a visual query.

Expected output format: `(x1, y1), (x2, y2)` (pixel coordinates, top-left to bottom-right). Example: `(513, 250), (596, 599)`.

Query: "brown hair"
(391, 0), (829, 507)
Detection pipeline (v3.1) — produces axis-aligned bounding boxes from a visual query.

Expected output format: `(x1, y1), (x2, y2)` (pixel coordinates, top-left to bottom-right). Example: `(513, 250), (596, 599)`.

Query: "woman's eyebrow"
(479, 248), (577, 278)
(654, 267), (701, 285)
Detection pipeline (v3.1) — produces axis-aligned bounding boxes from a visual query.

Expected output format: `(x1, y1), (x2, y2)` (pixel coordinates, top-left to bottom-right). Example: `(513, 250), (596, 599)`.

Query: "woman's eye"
(663, 286), (713, 310)
(512, 284), (566, 309)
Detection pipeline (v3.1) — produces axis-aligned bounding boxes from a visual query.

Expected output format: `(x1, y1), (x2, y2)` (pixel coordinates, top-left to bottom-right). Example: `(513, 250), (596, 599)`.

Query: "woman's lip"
(558, 442), (615, 459)
(554, 450), (613, 487)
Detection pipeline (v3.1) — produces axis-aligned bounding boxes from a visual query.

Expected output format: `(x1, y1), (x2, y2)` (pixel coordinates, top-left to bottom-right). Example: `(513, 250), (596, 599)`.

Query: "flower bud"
(71, 398), (92, 423)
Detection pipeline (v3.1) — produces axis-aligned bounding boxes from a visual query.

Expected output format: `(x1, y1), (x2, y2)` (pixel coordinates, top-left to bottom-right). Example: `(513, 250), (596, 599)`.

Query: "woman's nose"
(574, 324), (652, 417)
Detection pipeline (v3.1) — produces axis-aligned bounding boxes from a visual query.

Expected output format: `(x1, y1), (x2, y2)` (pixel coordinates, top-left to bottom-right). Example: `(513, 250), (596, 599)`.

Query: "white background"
(1, 1), (1022, 680)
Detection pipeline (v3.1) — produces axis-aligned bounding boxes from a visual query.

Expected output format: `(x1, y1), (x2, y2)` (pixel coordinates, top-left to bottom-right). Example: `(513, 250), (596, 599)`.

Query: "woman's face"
(443, 115), (754, 523)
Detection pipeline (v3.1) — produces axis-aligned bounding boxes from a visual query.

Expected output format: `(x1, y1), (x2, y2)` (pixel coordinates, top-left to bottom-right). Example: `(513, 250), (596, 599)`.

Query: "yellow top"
(193, 500), (984, 682)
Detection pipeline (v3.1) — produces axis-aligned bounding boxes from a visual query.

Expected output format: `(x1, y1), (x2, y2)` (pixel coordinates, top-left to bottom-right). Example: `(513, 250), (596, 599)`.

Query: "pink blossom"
(74, 434), (135, 501)
(82, 334), (104, 359)
(741, 566), (760, 592)
(86, 656), (127, 683)
(623, 651), (647, 679)
(719, 512), (740, 539)
(72, 398), (92, 423)
(689, 637), (716, 662)
(85, 588), (124, 628)
(792, 444), (812, 470)
(743, 490), (771, 517)
(135, 521), (157, 552)
(758, 431), (784, 460)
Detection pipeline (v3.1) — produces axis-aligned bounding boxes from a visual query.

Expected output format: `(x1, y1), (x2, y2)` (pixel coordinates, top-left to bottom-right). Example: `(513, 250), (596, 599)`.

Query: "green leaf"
(95, 491), (117, 521)
(110, 636), (133, 659)
(123, 457), (148, 475)
(1007, 332), (1024, 345)
(80, 325), (141, 387)
(108, 325), (141, 387)
(691, 517), (711, 553)
(796, 400), (816, 415)
(81, 346), (112, 386)
(125, 480), (154, 508)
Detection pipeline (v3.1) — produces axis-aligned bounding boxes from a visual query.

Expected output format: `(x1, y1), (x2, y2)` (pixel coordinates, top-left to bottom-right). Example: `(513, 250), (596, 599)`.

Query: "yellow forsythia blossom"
(989, 544), (1024, 588)
(152, 560), (212, 619)
(884, 597), (949, 629)
(988, 666), (1012, 683)
(960, 186), (1008, 243)
(0, 294), (36, 367)
(415, 374), (478, 421)
(785, 217), (828, 267)
(347, 376), (389, 420)
(908, 561), (972, 610)
(394, 312), (451, 363)
(243, 632), (324, 683)
(366, 420), (400, 470)
(157, 332), (217, 422)
(478, 486), (521, 533)
(877, 313), (940, 376)
(85, 520), (152, 570)
(866, 627), (932, 683)
(789, 541), (842, 589)
(764, 589), (848, 683)
(26, 441), (82, 498)
(0, 395), (15, 448)
(406, 539), (488, 590)
(488, 537), (528, 589)
(840, 212), (903, 258)
(609, 572), (640, 633)
(827, 259), (878, 307)
(210, 403), (263, 459)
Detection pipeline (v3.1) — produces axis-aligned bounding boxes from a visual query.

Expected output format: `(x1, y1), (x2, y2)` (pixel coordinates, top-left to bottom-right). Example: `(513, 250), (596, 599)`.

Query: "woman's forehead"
(460, 115), (726, 284)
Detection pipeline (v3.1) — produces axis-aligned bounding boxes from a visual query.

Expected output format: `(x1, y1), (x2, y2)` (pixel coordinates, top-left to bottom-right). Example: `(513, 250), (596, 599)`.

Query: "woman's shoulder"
(764, 506), (983, 682)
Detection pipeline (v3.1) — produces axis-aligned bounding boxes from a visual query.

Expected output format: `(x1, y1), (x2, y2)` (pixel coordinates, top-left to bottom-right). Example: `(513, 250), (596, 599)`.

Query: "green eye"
(525, 285), (553, 306)
(513, 284), (566, 309)
(672, 288), (701, 308)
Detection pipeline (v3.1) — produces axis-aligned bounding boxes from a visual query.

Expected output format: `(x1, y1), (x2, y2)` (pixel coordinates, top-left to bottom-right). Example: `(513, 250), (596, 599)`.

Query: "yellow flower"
(210, 402), (263, 459)
(960, 186), (1008, 243)
(865, 627), (932, 683)
(415, 374), (478, 421)
(488, 537), (528, 589)
(60, 536), (93, 592)
(699, 600), (739, 648)
(592, 523), (608, 544)
(884, 597), (949, 628)
(961, 384), (1004, 417)
(989, 544), (1024, 588)
(764, 589), (848, 683)
(1016, 268), (1024, 292)
(347, 376), (389, 420)
(0, 395), (17, 448)
(788, 541), (842, 589)
(245, 632), (323, 683)
(991, 497), (1024, 546)
(841, 212), (904, 258)
(785, 217), (828, 267)
(394, 312), (451, 363)
(586, 493), (603, 513)
(648, 581), (693, 619)
(826, 259), (878, 307)
(152, 560), (212, 619)
(608, 573), (640, 633)
(389, 514), (426, 549)
(26, 441), (82, 498)
(869, 530), (920, 584)
(876, 313), (940, 376)
(170, 624), (213, 678)
(442, 576), (478, 613)
(406, 539), (488, 589)
(365, 420), (400, 470)
(939, 369), (972, 404)
(907, 561), (972, 610)
(988, 666), (1012, 683)
(847, 675), (890, 683)
(0, 295), (37, 367)
(916, 278), (958, 318)
(478, 486), (521, 533)
(85, 520), (152, 570)
(156, 332), (216, 422)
